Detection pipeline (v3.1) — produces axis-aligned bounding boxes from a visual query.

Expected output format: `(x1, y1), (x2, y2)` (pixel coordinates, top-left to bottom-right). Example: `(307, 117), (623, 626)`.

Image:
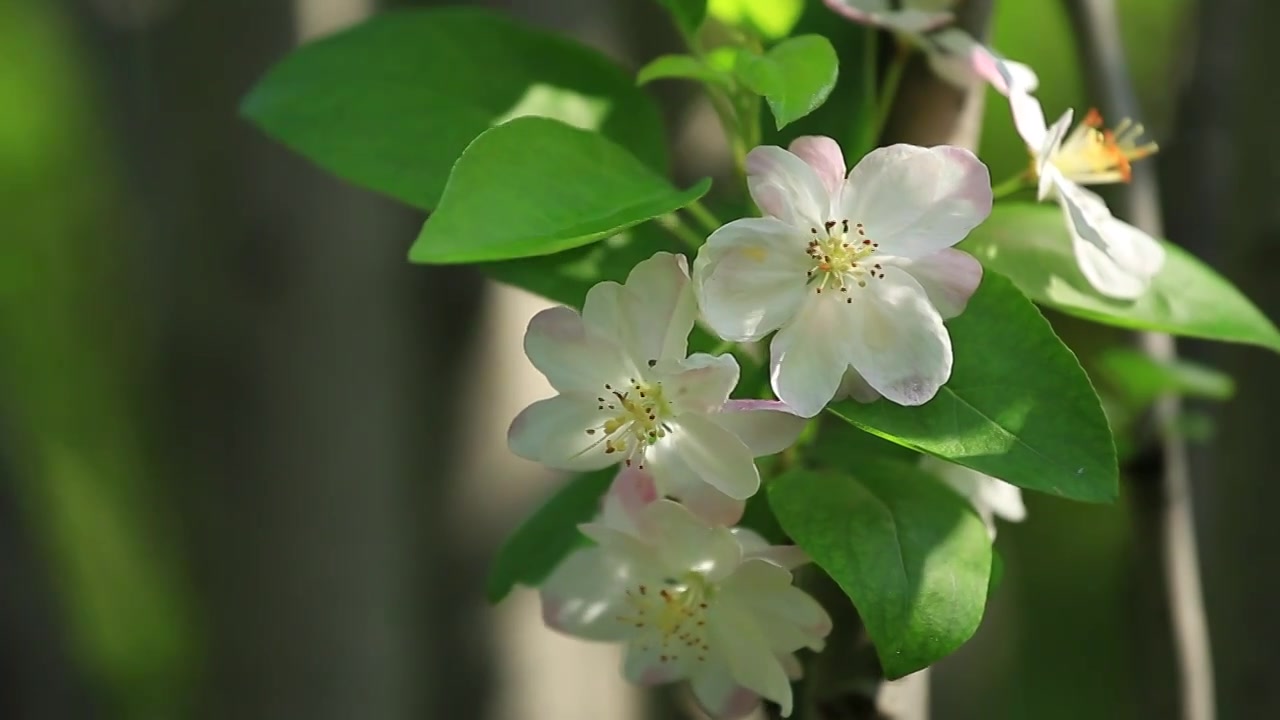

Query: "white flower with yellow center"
(508, 252), (806, 525)
(823, 0), (1038, 95)
(693, 136), (992, 417)
(1010, 91), (1166, 299)
(540, 468), (830, 718)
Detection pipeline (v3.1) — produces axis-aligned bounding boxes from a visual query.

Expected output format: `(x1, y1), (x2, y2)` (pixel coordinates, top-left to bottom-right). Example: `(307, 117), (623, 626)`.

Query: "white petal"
(650, 412), (761, 501)
(707, 400), (808, 457)
(746, 145), (832, 228)
(770, 294), (856, 418)
(707, 604), (795, 716)
(523, 306), (632, 393)
(1035, 113), (1076, 199)
(539, 547), (635, 642)
(507, 394), (616, 471)
(1008, 89), (1049, 156)
(922, 457), (1027, 539)
(663, 474), (746, 528)
(846, 269), (952, 406)
(694, 217), (812, 342)
(720, 559), (832, 652)
(599, 466), (660, 535)
(840, 144), (993, 259)
(822, 0), (953, 33)
(623, 641), (690, 686)
(582, 252), (697, 367)
(1053, 177), (1164, 299)
(643, 500), (743, 580)
(732, 528), (812, 571)
(690, 665), (762, 720)
(924, 29), (1039, 96)
(882, 248), (983, 320)
(661, 353), (740, 415)
(835, 367), (882, 403)
(788, 135), (846, 197)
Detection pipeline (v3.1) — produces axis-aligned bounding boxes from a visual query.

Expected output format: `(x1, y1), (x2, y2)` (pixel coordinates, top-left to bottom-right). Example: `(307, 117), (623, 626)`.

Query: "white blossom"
(693, 136), (992, 417)
(540, 468), (830, 718)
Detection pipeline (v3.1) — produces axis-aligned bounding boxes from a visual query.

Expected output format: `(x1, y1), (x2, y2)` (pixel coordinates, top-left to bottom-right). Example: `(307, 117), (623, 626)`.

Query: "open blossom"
(540, 468), (830, 718)
(922, 457), (1026, 539)
(1009, 91), (1165, 299)
(823, 0), (1038, 96)
(693, 136), (991, 417)
(508, 252), (805, 525)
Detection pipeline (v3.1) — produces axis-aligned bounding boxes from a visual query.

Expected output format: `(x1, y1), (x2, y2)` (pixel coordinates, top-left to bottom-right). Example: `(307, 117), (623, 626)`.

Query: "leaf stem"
(870, 38), (911, 145)
(991, 172), (1032, 200)
(686, 200), (722, 234)
(657, 213), (704, 250)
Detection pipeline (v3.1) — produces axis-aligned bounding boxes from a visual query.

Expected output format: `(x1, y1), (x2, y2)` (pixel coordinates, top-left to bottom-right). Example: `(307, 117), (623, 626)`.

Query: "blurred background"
(1, 0), (1277, 718)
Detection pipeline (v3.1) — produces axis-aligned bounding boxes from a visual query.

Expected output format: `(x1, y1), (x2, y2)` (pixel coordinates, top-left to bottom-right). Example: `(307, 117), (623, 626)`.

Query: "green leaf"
(486, 469), (614, 603)
(410, 117), (711, 264)
(830, 271), (1118, 503)
(708, 0), (804, 39)
(637, 54), (725, 86)
(769, 465), (992, 678)
(736, 35), (839, 129)
(960, 203), (1280, 353)
(656, 0), (707, 38)
(1096, 347), (1235, 405)
(241, 8), (666, 211)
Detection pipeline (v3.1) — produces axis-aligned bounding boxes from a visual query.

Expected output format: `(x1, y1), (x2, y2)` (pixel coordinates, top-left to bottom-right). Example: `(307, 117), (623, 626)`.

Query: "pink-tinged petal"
(707, 604), (796, 716)
(539, 547), (636, 642)
(847, 269), (952, 406)
(583, 252), (697, 367)
(661, 353), (740, 415)
(623, 641), (690, 687)
(835, 366), (882, 403)
(690, 666), (763, 720)
(770, 295), (856, 418)
(651, 413), (761, 501)
(1052, 176), (1164, 299)
(599, 466), (660, 535)
(721, 559), (832, 653)
(665, 475), (746, 528)
(746, 145), (832, 228)
(882, 247), (983, 320)
(731, 528), (811, 571)
(642, 500), (743, 580)
(779, 653), (804, 680)
(788, 136), (846, 197)
(840, 144), (993, 259)
(923, 29), (1039, 96)
(823, 0), (953, 33)
(707, 400), (808, 457)
(507, 394), (616, 471)
(524, 306), (633, 393)
(694, 218), (811, 342)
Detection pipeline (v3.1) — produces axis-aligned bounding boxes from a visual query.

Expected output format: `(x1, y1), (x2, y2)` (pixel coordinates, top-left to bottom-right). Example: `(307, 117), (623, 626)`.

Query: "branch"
(1064, 2), (1216, 719)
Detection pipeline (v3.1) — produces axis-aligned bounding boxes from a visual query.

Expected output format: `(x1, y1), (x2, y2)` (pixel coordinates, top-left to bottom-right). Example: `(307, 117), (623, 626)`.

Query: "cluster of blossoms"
(505, 2), (1162, 716)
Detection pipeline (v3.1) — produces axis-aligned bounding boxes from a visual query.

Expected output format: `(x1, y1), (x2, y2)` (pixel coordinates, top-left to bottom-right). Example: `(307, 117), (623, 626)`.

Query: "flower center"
(1048, 108), (1157, 184)
(805, 219), (884, 302)
(584, 377), (673, 468)
(618, 573), (714, 664)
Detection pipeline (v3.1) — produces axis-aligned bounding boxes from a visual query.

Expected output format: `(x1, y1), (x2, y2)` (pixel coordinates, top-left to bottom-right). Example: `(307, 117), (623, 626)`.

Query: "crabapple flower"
(922, 457), (1026, 539)
(508, 252), (806, 525)
(1009, 91), (1166, 299)
(540, 468), (830, 718)
(823, 0), (1038, 95)
(693, 136), (992, 417)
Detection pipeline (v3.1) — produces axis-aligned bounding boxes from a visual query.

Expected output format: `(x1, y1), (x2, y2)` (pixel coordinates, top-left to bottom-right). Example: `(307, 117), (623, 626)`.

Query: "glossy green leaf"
(1096, 347), (1235, 405)
(656, 0), (707, 37)
(961, 204), (1280, 352)
(410, 117), (710, 264)
(770, 465), (992, 678)
(241, 8), (666, 211)
(637, 54), (725, 86)
(737, 35), (839, 129)
(486, 469), (614, 603)
(830, 271), (1118, 503)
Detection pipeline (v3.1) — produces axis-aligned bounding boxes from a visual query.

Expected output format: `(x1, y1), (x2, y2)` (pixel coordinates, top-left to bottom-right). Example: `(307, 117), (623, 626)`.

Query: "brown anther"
(647, 359), (657, 367)
(586, 429), (596, 435)
(824, 220), (836, 231)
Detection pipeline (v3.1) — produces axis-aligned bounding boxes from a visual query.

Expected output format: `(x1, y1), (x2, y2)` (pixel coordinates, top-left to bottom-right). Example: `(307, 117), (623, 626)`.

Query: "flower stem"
(869, 39), (911, 145)
(685, 200), (722, 234)
(657, 213), (704, 250)
(991, 172), (1032, 200)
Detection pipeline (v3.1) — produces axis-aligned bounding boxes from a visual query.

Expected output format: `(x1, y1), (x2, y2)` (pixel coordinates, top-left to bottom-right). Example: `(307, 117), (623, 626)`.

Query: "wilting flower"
(540, 468), (830, 718)
(922, 457), (1026, 539)
(508, 252), (805, 525)
(1009, 91), (1165, 299)
(823, 0), (1038, 95)
(693, 136), (991, 417)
